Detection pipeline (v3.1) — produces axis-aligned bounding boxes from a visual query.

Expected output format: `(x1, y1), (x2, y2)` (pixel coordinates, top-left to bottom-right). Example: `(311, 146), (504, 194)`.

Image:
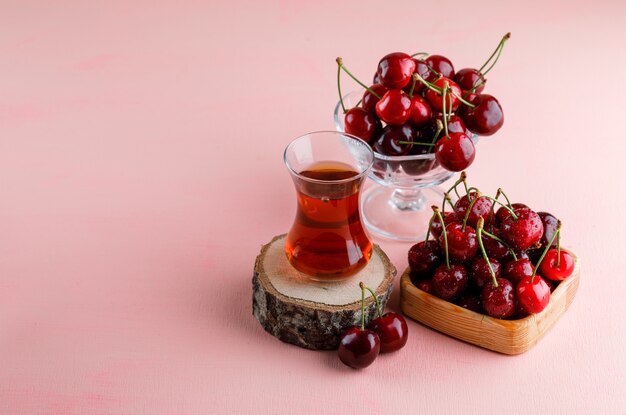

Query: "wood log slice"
(252, 234), (396, 350)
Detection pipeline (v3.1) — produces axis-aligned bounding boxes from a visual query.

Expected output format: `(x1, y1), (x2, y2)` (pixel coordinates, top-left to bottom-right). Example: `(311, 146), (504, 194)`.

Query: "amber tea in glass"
(283, 131), (374, 281)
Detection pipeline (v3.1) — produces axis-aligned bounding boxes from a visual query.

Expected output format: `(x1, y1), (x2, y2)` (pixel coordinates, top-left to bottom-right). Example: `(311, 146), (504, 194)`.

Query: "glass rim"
(283, 130), (375, 185)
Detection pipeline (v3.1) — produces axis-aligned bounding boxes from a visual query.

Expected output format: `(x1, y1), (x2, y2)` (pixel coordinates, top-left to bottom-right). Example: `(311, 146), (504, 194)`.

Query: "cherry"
(425, 55), (455, 78)
(516, 275), (551, 313)
(501, 208), (544, 251)
(481, 228), (510, 260)
(416, 279), (435, 294)
(459, 94), (504, 136)
(430, 211), (456, 238)
(481, 277), (515, 318)
(361, 283), (408, 353)
(433, 264), (468, 301)
(435, 114), (471, 136)
(362, 84), (389, 113)
(512, 300), (531, 320)
(495, 203), (528, 225)
(434, 132), (476, 172)
(469, 257), (502, 290)
(374, 124), (414, 156)
(539, 249), (575, 281)
(453, 68), (485, 93)
(537, 211), (559, 248)
(338, 284), (380, 369)
(375, 89), (412, 125)
(503, 258), (535, 284)
(408, 240), (441, 281)
(408, 95), (433, 127)
(377, 52), (416, 89)
(344, 107), (380, 144)
(454, 192), (493, 228)
(425, 77), (462, 112)
(457, 293), (482, 313)
(439, 222), (478, 263)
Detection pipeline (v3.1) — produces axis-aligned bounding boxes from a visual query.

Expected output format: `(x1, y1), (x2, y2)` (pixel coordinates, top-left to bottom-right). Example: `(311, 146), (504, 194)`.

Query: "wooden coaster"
(252, 234), (396, 350)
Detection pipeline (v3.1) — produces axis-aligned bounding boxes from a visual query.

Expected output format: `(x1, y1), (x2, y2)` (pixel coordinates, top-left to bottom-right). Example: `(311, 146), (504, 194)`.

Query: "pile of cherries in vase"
(408, 172), (576, 319)
(338, 33), (510, 172)
(338, 283), (408, 369)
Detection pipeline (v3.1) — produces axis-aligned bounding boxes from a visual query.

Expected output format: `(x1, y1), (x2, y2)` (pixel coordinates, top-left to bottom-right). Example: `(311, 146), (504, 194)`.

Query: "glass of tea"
(283, 131), (374, 281)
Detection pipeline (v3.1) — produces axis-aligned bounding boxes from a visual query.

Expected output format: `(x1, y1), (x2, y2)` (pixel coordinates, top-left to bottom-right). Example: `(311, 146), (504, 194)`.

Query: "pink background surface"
(1, 1), (625, 414)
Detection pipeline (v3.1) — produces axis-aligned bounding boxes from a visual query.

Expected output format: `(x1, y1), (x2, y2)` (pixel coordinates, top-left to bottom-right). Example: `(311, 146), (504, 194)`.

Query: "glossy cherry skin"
(430, 211), (456, 238)
(344, 107), (380, 144)
(425, 55), (455, 78)
(435, 114), (471, 136)
(435, 132), (476, 172)
(516, 275), (551, 313)
(432, 264), (468, 301)
(374, 124), (414, 156)
(377, 52), (416, 89)
(408, 240), (442, 281)
(454, 192), (494, 228)
(539, 249), (575, 281)
(425, 78), (462, 112)
(460, 94), (504, 136)
(416, 279), (435, 294)
(338, 327), (380, 369)
(457, 294), (482, 313)
(501, 208), (544, 251)
(469, 257), (502, 290)
(537, 212), (559, 248)
(369, 312), (408, 353)
(408, 95), (433, 127)
(362, 84), (389, 113)
(481, 228), (509, 260)
(453, 68), (486, 93)
(503, 258), (535, 284)
(375, 89), (412, 125)
(439, 222), (478, 263)
(495, 203), (529, 226)
(481, 277), (516, 318)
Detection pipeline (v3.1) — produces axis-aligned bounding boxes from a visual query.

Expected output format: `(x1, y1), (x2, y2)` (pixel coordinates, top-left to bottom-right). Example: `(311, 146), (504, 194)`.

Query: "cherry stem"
(413, 72), (442, 95)
(498, 187), (512, 208)
(408, 75), (418, 97)
(462, 191), (482, 231)
(478, 32), (511, 74)
(469, 78), (486, 94)
(336, 57), (381, 99)
(488, 189), (502, 230)
(476, 218), (497, 287)
(441, 192), (455, 214)
(530, 221), (561, 283)
(449, 88), (476, 108)
(398, 141), (435, 146)
(481, 195), (519, 220)
(462, 178), (470, 195)
(425, 212), (435, 243)
(359, 282), (366, 329)
(433, 206), (450, 269)
(442, 82), (450, 137)
(411, 52), (428, 58)
(444, 172), (466, 202)
(556, 223), (562, 267)
(363, 284), (383, 318)
(482, 229), (517, 260)
(336, 59), (346, 113)
(481, 33), (511, 76)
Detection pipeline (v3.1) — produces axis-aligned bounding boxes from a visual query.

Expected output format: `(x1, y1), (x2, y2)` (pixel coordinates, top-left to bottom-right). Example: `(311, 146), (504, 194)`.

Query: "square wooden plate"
(400, 251), (580, 355)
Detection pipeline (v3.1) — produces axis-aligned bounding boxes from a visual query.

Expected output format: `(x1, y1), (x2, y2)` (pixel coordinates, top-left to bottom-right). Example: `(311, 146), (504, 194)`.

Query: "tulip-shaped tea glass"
(284, 131), (374, 281)
(335, 90), (476, 241)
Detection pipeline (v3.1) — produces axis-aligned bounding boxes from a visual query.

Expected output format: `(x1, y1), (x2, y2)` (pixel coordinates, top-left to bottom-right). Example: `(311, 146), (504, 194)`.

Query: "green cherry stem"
(444, 172), (467, 204)
(476, 217), (497, 287)
(442, 192), (455, 213)
(424, 211), (436, 243)
(413, 72), (443, 95)
(481, 195), (519, 220)
(442, 82), (450, 137)
(408, 75), (418, 97)
(411, 52), (428, 58)
(433, 206), (450, 269)
(359, 282), (366, 329)
(497, 187), (512, 208)
(488, 189), (501, 230)
(336, 57), (381, 99)
(556, 222), (562, 266)
(482, 229), (517, 260)
(398, 141), (435, 146)
(530, 221), (561, 283)
(462, 191), (482, 231)
(449, 88), (477, 108)
(478, 32), (511, 74)
(363, 283), (383, 318)
(481, 32), (511, 76)
(336, 58), (346, 113)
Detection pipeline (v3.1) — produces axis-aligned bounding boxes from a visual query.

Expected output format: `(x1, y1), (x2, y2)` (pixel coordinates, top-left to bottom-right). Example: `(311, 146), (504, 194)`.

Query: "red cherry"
(425, 78), (462, 112)
(501, 208), (544, 251)
(374, 124), (414, 156)
(425, 55), (455, 78)
(469, 257), (501, 290)
(495, 203), (529, 226)
(459, 94), (504, 136)
(439, 222), (478, 263)
(435, 114), (471, 136)
(516, 275), (551, 313)
(539, 249), (575, 281)
(481, 277), (516, 318)
(432, 264), (468, 301)
(408, 240), (441, 281)
(375, 90), (412, 125)
(344, 107), (380, 144)
(430, 211), (456, 238)
(408, 95), (433, 127)
(377, 52), (416, 89)
(453, 68), (486, 93)
(434, 132), (476, 172)
(454, 192), (493, 228)
(416, 279), (435, 294)
(537, 212), (559, 248)
(362, 84), (389, 113)
(503, 258), (535, 285)
(368, 312), (408, 353)
(338, 327), (380, 369)
(457, 293), (482, 312)
(481, 228), (509, 260)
